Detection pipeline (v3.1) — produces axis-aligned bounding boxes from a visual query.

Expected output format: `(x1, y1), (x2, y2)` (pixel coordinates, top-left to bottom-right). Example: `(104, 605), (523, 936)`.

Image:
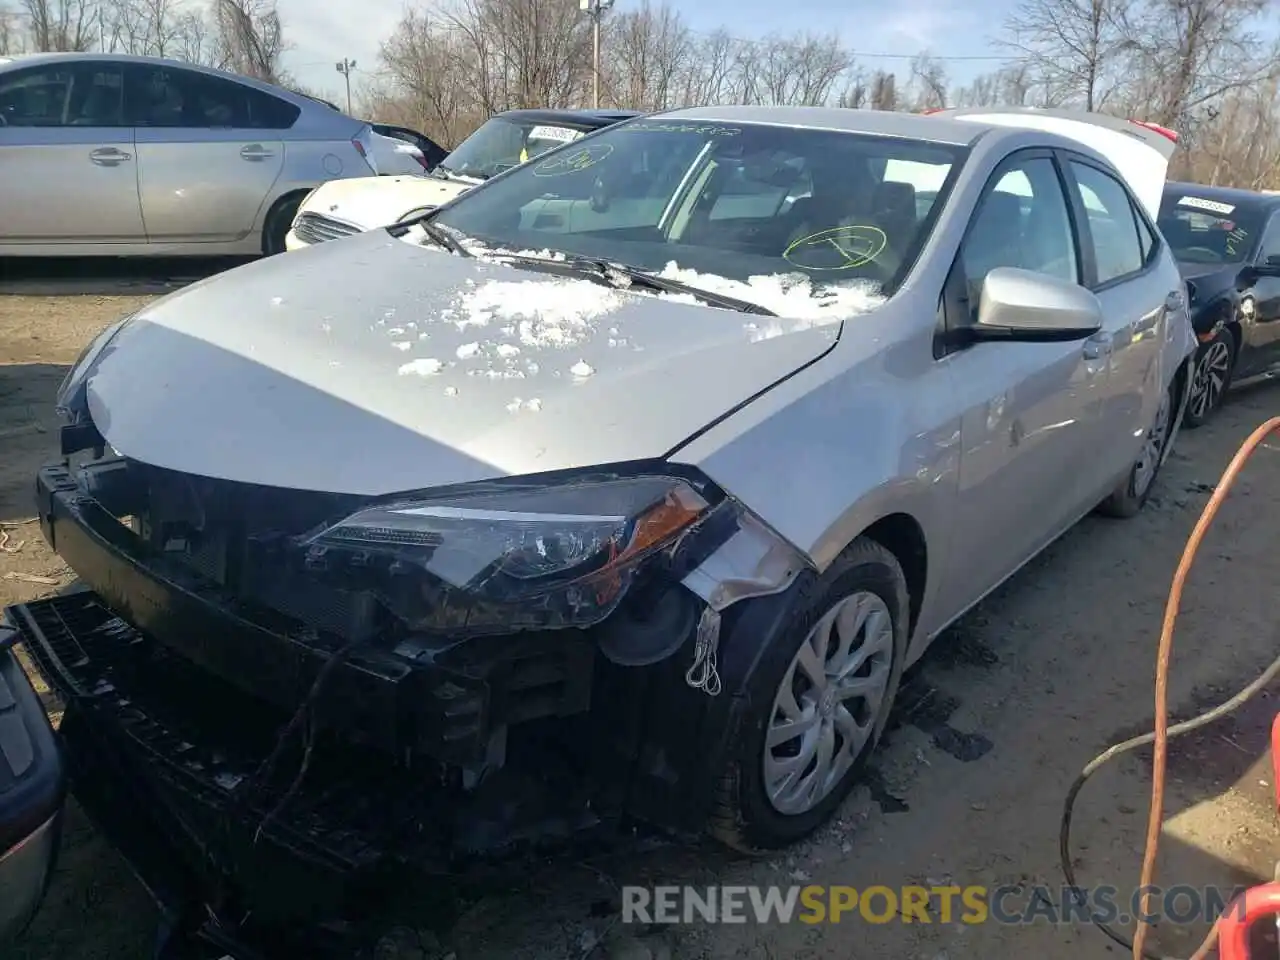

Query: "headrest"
(875, 180), (916, 215)
(978, 191), (1022, 227)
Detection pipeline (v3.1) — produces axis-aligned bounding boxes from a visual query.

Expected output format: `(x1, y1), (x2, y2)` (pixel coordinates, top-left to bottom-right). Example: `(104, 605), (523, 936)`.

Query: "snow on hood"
(82, 230), (881, 495)
(299, 175), (474, 232)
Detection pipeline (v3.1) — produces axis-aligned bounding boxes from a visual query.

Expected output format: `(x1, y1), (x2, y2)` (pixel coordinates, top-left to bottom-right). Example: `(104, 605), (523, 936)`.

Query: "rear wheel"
(262, 193), (306, 256)
(1097, 381), (1177, 518)
(1183, 326), (1235, 428)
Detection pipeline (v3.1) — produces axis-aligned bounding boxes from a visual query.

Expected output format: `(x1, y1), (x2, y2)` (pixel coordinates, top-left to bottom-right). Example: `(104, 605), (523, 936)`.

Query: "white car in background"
(284, 107), (640, 249)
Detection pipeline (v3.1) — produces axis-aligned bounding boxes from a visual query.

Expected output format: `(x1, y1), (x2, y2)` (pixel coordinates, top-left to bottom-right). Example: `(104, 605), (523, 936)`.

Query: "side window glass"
(0, 64), (125, 128)
(1256, 218), (1280, 266)
(128, 67), (250, 128)
(0, 66), (76, 126)
(244, 88), (300, 130)
(1136, 211), (1157, 264)
(66, 64), (125, 127)
(1070, 162), (1145, 285)
(959, 155), (1079, 317)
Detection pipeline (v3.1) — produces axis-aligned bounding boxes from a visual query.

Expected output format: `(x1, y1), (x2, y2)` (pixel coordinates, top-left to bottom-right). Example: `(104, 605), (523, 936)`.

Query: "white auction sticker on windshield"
(528, 125), (581, 143)
(1177, 196), (1235, 215)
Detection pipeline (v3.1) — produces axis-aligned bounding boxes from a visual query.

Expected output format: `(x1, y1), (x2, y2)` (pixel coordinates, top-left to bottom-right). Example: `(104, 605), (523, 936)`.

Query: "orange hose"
(1133, 416), (1280, 960)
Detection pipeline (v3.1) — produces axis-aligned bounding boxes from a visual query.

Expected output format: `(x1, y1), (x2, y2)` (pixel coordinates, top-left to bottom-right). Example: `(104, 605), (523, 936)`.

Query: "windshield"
(432, 119), (965, 296)
(439, 116), (586, 181)
(1157, 192), (1262, 265)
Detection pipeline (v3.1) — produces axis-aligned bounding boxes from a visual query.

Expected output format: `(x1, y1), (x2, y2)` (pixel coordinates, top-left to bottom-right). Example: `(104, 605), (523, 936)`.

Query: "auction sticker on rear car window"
(1177, 196), (1235, 215)
(528, 125), (581, 143)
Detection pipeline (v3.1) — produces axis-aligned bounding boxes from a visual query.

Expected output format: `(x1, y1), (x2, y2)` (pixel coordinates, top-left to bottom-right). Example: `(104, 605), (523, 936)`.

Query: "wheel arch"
(260, 188), (313, 254)
(858, 512), (928, 638)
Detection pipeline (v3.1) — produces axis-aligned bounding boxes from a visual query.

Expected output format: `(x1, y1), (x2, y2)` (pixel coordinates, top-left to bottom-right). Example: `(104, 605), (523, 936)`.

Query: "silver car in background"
(0, 52), (379, 256)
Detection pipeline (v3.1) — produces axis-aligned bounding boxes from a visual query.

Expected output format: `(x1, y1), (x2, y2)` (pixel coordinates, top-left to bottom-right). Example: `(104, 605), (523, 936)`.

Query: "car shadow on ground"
(0, 257), (253, 297)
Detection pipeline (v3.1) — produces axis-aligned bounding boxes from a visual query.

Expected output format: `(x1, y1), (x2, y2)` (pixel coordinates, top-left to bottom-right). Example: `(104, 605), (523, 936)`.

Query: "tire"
(1097, 380), (1178, 518)
(1182, 326), (1235, 429)
(262, 193), (306, 256)
(708, 537), (909, 852)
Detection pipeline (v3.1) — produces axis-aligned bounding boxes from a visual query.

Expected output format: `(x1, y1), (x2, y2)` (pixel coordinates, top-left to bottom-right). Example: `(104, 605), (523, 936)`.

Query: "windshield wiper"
(415, 220), (472, 257)
(505, 254), (777, 316)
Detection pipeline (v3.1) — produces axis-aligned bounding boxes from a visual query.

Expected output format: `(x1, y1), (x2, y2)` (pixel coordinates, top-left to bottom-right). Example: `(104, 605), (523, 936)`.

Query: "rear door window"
(126, 65), (299, 129)
(1070, 162), (1145, 286)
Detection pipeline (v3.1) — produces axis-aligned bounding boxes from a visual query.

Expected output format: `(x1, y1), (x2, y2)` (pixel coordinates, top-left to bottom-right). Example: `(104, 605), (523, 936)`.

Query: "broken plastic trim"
(680, 511), (808, 696)
(680, 510), (806, 612)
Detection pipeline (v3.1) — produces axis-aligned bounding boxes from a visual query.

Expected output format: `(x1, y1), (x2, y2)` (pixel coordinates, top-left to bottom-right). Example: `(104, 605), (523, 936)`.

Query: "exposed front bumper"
(0, 636), (65, 946)
(19, 456), (789, 953)
(33, 461), (595, 770)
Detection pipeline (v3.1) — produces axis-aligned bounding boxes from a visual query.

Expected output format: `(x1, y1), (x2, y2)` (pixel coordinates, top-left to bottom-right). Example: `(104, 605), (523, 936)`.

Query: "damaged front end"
(12, 408), (809, 954)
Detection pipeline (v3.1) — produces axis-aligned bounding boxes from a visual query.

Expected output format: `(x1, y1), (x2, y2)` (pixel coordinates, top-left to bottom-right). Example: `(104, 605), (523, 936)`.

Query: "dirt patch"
(2, 283), (1280, 960)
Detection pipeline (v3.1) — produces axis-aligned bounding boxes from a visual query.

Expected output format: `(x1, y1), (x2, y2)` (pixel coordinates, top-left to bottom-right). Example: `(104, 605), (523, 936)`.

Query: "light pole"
(579, 0), (614, 109)
(335, 58), (356, 114)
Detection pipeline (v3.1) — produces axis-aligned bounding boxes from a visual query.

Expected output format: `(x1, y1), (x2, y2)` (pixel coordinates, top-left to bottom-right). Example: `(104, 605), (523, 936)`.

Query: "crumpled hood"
(84, 231), (849, 495)
(302, 175), (474, 230)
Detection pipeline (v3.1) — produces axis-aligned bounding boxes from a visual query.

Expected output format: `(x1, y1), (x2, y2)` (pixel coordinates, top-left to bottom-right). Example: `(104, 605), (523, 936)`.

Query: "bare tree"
(1122, 0), (1278, 130)
(869, 69), (897, 110)
(21, 0), (97, 51)
(445, 0), (590, 111)
(603, 1), (693, 111)
(376, 8), (478, 146)
(1001, 0), (1131, 109)
(0, 4), (27, 52)
(212, 0), (285, 81)
(755, 32), (854, 106)
(907, 52), (948, 110)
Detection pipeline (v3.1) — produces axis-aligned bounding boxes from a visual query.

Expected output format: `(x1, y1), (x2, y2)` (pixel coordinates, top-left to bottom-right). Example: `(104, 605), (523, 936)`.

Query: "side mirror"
(1252, 254), (1280, 277)
(970, 267), (1103, 343)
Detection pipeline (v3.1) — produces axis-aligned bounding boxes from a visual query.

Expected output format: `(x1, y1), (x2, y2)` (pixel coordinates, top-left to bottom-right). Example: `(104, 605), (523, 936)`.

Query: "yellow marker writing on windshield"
(783, 225), (887, 271)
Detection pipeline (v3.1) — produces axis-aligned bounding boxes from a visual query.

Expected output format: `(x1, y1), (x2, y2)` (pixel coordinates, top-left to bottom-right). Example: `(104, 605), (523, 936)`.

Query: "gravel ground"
(2, 259), (1279, 960)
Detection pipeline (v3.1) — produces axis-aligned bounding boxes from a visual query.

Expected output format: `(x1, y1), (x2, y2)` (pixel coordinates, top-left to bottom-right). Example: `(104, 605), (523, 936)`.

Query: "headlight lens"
(302, 475), (719, 634)
(56, 314), (132, 423)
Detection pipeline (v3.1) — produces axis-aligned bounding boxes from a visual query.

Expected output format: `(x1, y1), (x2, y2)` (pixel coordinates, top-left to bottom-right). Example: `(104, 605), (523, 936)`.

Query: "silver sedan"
(0, 52), (379, 256)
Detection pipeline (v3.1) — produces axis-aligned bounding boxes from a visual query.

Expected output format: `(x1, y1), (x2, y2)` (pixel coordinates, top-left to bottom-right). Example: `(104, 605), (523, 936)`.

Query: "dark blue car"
(1158, 182), (1280, 425)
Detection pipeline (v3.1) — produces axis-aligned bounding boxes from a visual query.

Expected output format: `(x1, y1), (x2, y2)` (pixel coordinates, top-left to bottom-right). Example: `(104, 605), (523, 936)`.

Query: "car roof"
(650, 104), (990, 146)
(494, 107), (644, 129)
(1164, 181), (1280, 211)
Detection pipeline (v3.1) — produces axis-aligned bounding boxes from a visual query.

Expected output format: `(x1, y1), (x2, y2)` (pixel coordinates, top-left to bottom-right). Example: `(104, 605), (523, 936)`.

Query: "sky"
(277, 0), (1022, 106)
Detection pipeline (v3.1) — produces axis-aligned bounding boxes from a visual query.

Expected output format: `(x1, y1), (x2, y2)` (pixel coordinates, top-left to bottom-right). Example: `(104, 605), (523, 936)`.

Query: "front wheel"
(1183, 326), (1235, 429)
(708, 538), (908, 852)
(1097, 381), (1177, 518)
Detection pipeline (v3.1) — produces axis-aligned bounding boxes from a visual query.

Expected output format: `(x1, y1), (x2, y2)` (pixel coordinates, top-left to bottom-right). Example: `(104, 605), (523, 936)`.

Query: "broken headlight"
(301, 474), (725, 635)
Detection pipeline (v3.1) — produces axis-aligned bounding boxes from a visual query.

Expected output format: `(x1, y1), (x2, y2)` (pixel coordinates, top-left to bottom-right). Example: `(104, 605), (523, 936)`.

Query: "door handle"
(1083, 333), (1113, 360)
(240, 145), (274, 161)
(89, 147), (132, 166)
